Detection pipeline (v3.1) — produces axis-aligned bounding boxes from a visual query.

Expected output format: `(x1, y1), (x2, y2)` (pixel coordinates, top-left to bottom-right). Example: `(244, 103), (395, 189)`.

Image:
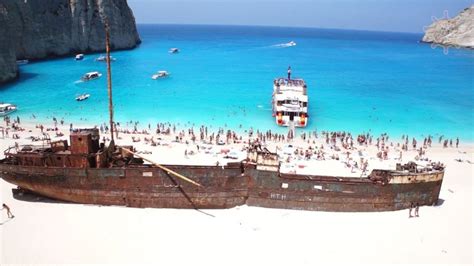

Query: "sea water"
(1, 25), (473, 140)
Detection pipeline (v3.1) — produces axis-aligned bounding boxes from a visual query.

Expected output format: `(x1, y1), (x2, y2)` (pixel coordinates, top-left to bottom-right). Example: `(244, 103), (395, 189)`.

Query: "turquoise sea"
(1, 25), (473, 140)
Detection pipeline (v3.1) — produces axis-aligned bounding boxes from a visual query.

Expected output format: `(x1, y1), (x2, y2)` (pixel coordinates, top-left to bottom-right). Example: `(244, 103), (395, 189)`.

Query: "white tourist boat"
(75, 54), (84, 60)
(169, 48), (179, 54)
(287, 41), (296, 46)
(16, 59), (29, 65)
(95, 55), (116, 62)
(152, 71), (170, 80)
(272, 77), (308, 127)
(81, 71), (102, 81)
(75, 93), (90, 101)
(0, 103), (17, 117)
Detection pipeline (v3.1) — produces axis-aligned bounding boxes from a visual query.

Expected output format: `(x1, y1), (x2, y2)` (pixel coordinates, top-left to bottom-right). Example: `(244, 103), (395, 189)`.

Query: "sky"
(127, 0), (472, 33)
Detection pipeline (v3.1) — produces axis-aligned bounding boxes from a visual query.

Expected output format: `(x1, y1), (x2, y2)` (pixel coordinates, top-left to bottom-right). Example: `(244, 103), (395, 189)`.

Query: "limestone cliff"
(422, 6), (474, 48)
(0, 5), (17, 83)
(0, 0), (141, 84)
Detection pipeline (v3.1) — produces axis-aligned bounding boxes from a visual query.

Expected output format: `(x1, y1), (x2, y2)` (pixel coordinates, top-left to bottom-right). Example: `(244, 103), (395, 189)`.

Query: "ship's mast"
(105, 21), (114, 142)
(100, 20), (201, 188)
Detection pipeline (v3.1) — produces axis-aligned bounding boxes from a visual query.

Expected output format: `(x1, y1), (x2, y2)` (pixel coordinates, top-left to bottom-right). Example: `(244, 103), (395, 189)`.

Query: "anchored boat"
(272, 77), (308, 127)
(81, 71), (102, 82)
(16, 59), (29, 65)
(0, 103), (17, 117)
(75, 93), (90, 101)
(96, 55), (116, 62)
(152, 70), (170, 80)
(169, 48), (179, 54)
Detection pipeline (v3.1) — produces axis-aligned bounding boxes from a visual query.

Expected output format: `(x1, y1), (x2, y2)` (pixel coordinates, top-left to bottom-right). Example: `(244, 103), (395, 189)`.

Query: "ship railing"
(275, 87), (304, 92)
(3, 143), (53, 156)
(393, 161), (445, 173)
(274, 78), (306, 86)
(280, 173), (370, 183)
(3, 146), (15, 156)
(274, 86), (307, 95)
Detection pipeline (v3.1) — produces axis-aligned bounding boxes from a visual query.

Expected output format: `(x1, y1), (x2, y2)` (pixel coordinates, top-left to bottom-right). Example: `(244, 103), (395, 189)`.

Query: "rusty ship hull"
(0, 129), (445, 212)
(0, 163), (248, 209)
(0, 162), (443, 212)
(246, 169), (444, 212)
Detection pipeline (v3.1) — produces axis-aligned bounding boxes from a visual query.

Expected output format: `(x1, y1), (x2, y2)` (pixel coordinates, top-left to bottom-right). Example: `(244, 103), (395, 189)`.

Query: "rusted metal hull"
(0, 164), (248, 209)
(246, 169), (443, 212)
(0, 163), (444, 212)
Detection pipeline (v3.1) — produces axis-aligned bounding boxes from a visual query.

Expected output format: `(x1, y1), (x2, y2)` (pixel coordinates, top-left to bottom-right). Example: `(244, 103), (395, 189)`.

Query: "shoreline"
(2, 116), (473, 173)
(7, 114), (473, 145)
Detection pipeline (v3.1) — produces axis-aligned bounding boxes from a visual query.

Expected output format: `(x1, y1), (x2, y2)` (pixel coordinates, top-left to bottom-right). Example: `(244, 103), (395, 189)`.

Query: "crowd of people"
(0, 115), (467, 175)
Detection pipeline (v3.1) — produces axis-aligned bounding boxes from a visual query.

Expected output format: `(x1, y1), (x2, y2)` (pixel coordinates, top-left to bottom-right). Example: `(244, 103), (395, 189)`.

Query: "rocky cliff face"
(0, 5), (17, 83)
(0, 0), (141, 84)
(422, 6), (474, 48)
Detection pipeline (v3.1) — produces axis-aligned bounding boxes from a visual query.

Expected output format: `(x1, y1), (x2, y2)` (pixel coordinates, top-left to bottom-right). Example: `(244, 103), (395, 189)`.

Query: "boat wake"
(270, 41), (297, 48)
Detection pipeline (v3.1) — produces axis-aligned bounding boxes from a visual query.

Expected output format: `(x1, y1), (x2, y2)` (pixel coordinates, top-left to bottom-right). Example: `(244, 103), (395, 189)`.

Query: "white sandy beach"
(0, 120), (472, 264)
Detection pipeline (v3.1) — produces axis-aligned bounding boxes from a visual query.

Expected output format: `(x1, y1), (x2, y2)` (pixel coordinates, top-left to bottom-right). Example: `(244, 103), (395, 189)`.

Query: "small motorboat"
(169, 48), (179, 54)
(75, 94), (90, 101)
(152, 71), (170, 80)
(95, 55), (116, 62)
(0, 103), (17, 116)
(16, 59), (29, 65)
(288, 41), (296, 46)
(81, 71), (102, 81)
(75, 54), (84, 61)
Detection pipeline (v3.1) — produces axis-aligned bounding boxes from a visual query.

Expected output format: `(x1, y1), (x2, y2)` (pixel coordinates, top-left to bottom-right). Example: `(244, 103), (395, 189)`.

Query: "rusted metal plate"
(0, 154), (444, 212)
(0, 163), (444, 212)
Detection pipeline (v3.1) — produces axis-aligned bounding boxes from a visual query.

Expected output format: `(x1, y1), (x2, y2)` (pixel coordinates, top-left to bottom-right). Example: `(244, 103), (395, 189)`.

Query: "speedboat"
(75, 54), (84, 61)
(288, 41), (296, 46)
(0, 103), (17, 117)
(152, 71), (170, 80)
(81, 71), (102, 81)
(16, 59), (29, 65)
(95, 55), (116, 62)
(169, 48), (179, 54)
(75, 94), (90, 101)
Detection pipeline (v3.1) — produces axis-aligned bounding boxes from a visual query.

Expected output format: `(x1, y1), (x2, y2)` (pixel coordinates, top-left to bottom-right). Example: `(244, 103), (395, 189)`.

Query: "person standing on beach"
(414, 203), (419, 217)
(456, 138), (459, 148)
(287, 66), (292, 80)
(1, 203), (14, 219)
